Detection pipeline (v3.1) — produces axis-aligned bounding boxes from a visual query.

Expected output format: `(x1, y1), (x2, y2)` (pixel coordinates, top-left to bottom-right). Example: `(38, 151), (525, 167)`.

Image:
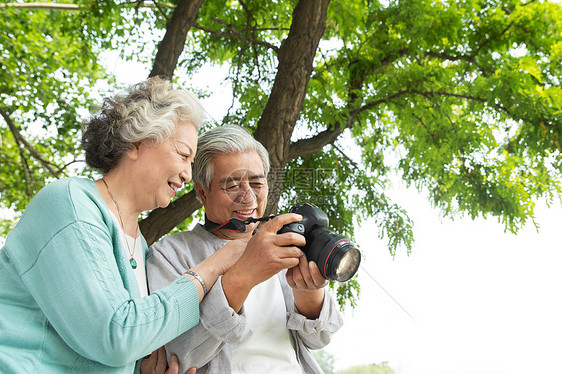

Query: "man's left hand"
(286, 255), (329, 291)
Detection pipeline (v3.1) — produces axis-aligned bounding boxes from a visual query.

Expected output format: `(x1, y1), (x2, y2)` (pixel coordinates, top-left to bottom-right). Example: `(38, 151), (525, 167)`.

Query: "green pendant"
(130, 258), (137, 269)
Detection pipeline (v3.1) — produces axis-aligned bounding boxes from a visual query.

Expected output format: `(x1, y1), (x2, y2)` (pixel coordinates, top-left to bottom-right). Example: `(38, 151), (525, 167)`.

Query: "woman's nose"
(180, 164), (192, 183)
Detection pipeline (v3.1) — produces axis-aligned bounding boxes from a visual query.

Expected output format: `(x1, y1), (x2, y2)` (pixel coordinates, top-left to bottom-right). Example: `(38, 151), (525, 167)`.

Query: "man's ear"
(195, 182), (208, 205)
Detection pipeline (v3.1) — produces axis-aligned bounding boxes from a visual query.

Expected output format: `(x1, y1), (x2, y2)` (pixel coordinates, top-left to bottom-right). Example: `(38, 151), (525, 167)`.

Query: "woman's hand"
(210, 237), (249, 275)
(186, 237), (249, 302)
(140, 347), (196, 374)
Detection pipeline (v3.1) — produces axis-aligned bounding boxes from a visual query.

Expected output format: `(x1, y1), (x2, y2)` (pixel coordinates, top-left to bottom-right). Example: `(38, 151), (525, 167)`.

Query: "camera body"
(278, 203), (360, 282)
(278, 203), (329, 237)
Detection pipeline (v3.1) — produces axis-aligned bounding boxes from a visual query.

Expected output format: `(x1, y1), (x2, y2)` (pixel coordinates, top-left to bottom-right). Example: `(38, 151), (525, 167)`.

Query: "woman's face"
(134, 122), (198, 210)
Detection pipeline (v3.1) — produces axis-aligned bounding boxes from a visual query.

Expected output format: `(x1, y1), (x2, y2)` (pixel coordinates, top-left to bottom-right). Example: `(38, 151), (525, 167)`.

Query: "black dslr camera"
(278, 204), (361, 282)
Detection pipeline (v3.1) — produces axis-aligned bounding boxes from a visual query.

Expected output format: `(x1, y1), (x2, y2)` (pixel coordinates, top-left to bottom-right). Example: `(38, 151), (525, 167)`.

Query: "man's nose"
(235, 182), (256, 203)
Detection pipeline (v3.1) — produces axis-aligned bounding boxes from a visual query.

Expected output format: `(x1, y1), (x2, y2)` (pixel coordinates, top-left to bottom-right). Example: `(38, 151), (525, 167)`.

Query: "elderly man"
(147, 125), (343, 374)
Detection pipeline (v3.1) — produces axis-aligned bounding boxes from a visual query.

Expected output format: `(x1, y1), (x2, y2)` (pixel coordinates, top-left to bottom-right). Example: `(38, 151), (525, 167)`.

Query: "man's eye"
(225, 184), (240, 191)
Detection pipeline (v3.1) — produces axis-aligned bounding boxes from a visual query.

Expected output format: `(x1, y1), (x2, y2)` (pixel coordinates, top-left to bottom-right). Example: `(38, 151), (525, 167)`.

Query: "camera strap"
(204, 214), (276, 234)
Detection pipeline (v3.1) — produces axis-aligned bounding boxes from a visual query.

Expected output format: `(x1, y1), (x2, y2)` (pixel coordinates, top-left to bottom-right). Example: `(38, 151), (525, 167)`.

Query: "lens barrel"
(278, 204), (361, 282)
(306, 227), (361, 282)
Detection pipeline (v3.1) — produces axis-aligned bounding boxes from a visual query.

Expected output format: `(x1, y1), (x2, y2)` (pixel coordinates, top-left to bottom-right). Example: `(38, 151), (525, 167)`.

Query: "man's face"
(197, 151), (268, 239)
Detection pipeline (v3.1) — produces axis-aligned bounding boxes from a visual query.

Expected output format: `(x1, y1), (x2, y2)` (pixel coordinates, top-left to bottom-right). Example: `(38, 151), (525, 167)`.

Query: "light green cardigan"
(0, 177), (199, 373)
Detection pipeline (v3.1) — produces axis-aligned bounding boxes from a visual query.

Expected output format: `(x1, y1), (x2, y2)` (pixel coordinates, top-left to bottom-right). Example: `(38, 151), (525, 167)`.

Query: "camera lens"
(333, 244), (361, 282)
(305, 227), (361, 282)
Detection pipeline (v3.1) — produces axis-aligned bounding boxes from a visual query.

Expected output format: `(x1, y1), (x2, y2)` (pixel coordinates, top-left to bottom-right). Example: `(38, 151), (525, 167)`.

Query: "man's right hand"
(221, 213), (305, 312)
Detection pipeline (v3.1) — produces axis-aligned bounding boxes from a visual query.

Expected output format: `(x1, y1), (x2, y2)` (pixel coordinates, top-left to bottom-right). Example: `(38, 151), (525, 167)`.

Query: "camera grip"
(277, 222), (306, 236)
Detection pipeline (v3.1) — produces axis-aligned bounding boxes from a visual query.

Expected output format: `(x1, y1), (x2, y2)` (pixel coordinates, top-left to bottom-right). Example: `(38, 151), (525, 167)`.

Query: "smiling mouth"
(233, 208), (256, 218)
(168, 182), (181, 194)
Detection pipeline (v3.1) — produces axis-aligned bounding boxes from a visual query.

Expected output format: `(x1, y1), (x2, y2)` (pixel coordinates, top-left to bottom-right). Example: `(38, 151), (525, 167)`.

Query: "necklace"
(101, 178), (139, 269)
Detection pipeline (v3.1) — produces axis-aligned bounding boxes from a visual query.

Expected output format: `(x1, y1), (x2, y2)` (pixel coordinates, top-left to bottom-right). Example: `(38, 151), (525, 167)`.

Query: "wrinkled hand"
(286, 255), (329, 291)
(221, 213), (305, 312)
(140, 347), (196, 374)
(286, 255), (328, 319)
(209, 237), (249, 275)
(231, 213), (306, 287)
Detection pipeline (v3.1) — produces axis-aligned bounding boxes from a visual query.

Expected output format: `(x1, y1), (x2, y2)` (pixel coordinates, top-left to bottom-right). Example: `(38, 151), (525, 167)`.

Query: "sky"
(326, 185), (562, 374)
(3, 49), (560, 374)
(104, 54), (562, 374)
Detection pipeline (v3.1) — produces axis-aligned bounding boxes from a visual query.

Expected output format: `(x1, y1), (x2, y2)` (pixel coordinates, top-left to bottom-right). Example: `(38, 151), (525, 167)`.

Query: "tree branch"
(287, 85), (524, 162)
(194, 19), (280, 53)
(288, 90), (412, 160)
(473, 22), (513, 57)
(58, 158), (85, 176)
(332, 142), (359, 169)
(139, 189), (202, 245)
(412, 113), (438, 144)
(288, 126), (342, 160)
(407, 89), (516, 118)
(0, 2), (80, 10)
(0, 107), (60, 177)
(425, 50), (475, 64)
(0, 1), (170, 11)
(152, 1), (170, 21)
(149, 0), (205, 79)
(17, 142), (32, 197)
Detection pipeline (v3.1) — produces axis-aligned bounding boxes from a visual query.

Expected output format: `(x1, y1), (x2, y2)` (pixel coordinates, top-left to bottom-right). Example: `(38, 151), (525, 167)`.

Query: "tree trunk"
(254, 0), (331, 215)
(140, 189), (202, 245)
(141, 0), (204, 243)
(141, 0), (331, 242)
(149, 0), (205, 79)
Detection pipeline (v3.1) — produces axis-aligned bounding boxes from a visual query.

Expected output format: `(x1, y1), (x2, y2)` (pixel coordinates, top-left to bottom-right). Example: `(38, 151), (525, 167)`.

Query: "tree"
(0, 0), (155, 231)
(336, 362), (397, 374)
(310, 350), (397, 374)
(1, 0), (561, 307)
(312, 349), (336, 374)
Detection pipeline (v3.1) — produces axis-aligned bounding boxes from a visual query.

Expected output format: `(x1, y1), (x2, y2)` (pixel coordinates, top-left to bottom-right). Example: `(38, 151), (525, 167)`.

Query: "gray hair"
(192, 125), (270, 198)
(82, 76), (206, 174)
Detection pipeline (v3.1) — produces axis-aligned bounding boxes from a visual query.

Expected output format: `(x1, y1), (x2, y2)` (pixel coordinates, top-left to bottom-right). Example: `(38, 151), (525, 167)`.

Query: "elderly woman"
(0, 77), (244, 373)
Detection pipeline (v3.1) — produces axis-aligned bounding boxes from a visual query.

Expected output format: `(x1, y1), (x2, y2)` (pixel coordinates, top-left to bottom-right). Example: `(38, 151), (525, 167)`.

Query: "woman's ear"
(127, 142), (141, 161)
